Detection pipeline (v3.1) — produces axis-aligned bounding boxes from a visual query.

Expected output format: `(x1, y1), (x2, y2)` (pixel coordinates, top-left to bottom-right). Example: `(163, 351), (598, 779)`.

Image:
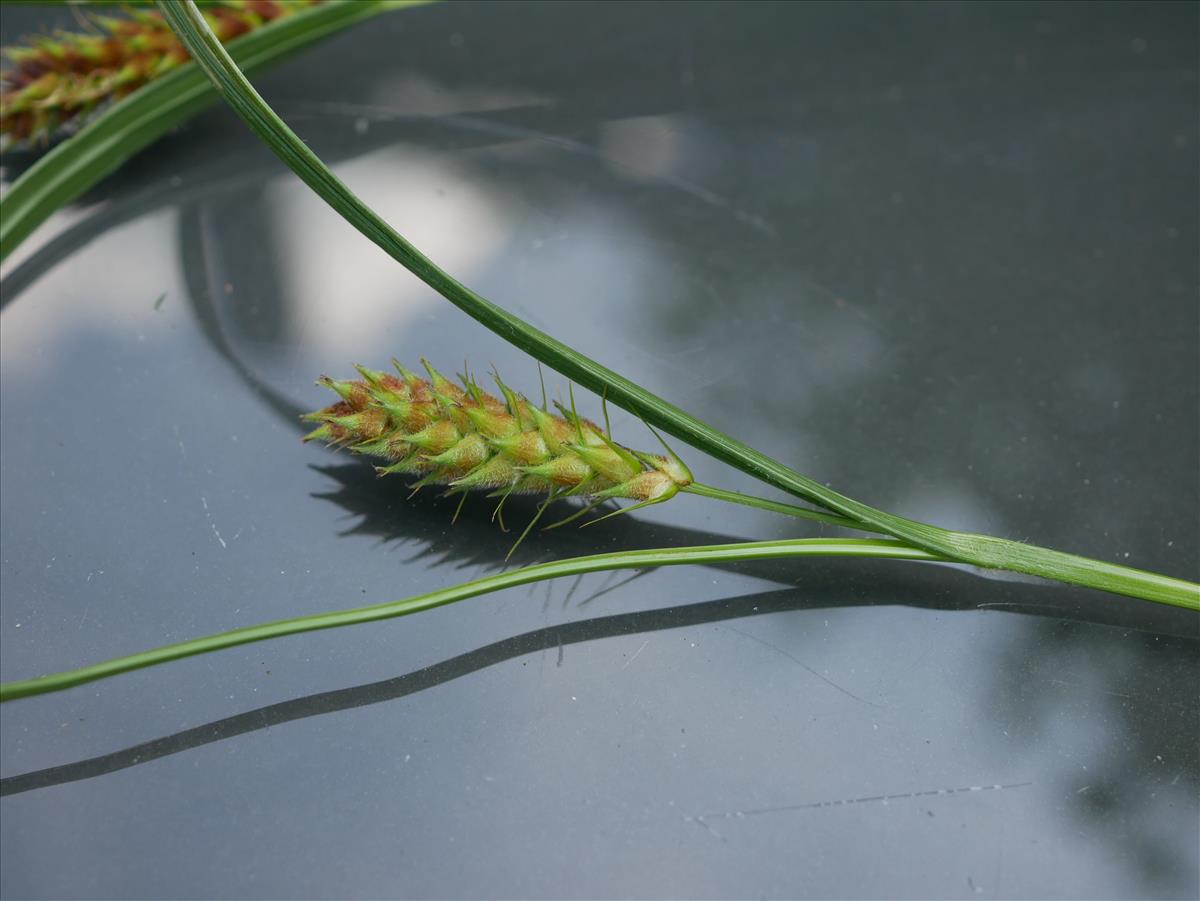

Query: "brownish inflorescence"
(303, 360), (693, 533)
(1, 1), (318, 147)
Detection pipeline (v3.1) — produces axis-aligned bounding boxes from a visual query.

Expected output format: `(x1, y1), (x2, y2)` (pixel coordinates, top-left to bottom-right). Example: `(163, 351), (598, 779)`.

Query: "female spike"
(303, 360), (693, 537)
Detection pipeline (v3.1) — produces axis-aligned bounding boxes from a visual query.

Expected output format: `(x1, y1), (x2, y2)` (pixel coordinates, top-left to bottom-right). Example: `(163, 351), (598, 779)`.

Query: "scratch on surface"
(622, 639), (649, 670)
(200, 496), (227, 549)
(723, 625), (882, 709)
(685, 814), (726, 842)
(688, 782), (1031, 834)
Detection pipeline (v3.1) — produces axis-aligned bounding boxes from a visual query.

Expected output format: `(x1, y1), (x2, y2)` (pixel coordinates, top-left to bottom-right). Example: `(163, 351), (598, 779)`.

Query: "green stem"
(686, 483), (883, 534)
(156, 1), (1198, 610)
(1, 538), (940, 702)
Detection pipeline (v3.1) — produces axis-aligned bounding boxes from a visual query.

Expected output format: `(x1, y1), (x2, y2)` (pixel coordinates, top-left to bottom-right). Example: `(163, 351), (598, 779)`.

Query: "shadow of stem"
(0, 580), (1013, 798)
(3, 549), (1193, 798)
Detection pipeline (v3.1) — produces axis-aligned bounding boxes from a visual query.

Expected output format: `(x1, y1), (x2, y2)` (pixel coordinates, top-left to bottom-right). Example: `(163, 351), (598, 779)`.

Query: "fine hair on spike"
(303, 360), (694, 546)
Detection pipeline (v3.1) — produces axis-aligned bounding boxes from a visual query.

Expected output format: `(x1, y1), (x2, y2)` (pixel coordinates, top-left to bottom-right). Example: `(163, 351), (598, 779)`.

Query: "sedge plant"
(302, 360), (864, 545)
(0, 0), (1194, 703)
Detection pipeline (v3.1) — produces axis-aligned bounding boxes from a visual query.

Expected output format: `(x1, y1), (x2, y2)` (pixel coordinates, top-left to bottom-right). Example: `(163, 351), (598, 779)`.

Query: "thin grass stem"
(0, 538), (941, 702)
(685, 483), (881, 533)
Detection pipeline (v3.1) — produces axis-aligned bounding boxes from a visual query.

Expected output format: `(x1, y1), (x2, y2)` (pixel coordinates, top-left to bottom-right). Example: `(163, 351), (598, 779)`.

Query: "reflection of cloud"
(891, 478), (1005, 536)
(601, 115), (688, 181)
(0, 208), (184, 376)
(0, 203), (95, 274)
(368, 73), (550, 118)
(264, 145), (515, 361)
(987, 621), (1199, 897)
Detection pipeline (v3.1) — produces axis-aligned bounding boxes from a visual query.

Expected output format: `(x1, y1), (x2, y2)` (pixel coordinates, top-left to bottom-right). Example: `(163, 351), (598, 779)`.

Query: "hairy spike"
(304, 360), (691, 545)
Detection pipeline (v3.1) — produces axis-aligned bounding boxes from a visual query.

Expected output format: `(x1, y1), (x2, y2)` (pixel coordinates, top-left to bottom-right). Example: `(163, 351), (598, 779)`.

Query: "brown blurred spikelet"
(1, 1), (318, 147)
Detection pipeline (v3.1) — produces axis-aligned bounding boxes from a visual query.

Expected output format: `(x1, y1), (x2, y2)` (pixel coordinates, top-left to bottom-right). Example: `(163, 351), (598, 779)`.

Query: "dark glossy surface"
(2, 2), (1197, 897)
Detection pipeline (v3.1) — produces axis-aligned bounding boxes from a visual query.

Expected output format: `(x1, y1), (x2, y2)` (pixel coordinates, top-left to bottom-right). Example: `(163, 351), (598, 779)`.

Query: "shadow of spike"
(310, 463), (614, 572)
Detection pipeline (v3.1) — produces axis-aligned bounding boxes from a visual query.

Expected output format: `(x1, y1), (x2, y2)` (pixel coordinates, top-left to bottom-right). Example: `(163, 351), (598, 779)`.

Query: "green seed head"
(303, 360), (691, 532)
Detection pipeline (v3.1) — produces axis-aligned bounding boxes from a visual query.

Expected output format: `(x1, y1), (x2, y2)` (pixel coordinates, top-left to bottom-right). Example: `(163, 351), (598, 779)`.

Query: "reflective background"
(1, 2), (1197, 898)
